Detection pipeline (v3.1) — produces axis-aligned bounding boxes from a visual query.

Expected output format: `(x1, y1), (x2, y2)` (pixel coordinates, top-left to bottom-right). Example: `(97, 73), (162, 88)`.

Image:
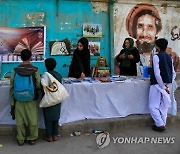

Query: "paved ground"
(0, 124), (180, 154)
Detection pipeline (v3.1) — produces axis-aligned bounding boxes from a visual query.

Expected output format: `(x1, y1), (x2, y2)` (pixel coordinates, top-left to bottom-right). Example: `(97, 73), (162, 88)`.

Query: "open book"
(14, 37), (44, 55)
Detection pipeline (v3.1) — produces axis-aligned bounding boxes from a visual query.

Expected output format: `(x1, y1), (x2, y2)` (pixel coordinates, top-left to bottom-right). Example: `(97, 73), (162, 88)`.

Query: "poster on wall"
(89, 42), (100, 56)
(49, 41), (69, 55)
(83, 23), (102, 38)
(0, 26), (45, 63)
(114, 2), (180, 71)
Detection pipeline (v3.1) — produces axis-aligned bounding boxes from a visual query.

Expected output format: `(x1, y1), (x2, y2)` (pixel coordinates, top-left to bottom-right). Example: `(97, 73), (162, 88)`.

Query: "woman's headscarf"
(78, 37), (89, 51)
(96, 56), (108, 67)
(122, 37), (135, 50)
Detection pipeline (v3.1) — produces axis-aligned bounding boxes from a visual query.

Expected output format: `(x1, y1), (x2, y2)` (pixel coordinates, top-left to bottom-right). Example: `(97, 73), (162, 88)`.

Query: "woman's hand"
(119, 53), (126, 59)
(79, 72), (85, 80)
(128, 54), (134, 59)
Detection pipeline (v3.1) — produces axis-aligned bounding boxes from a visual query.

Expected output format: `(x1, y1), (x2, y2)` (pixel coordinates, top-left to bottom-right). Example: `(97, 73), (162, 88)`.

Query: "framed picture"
(83, 23), (102, 38)
(0, 26), (45, 62)
(89, 42), (100, 56)
(49, 41), (69, 55)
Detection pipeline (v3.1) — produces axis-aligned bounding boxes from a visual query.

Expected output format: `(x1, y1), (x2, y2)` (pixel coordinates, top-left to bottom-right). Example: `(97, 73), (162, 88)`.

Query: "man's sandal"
(53, 136), (58, 141)
(29, 140), (36, 145)
(44, 136), (53, 142)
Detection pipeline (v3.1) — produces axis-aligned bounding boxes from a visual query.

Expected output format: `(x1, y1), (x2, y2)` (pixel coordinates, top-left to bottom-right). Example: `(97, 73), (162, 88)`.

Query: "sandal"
(44, 136), (53, 142)
(29, 140), (36, 145)
(53, 136), (58, 141)
(17, 140), (24, 146)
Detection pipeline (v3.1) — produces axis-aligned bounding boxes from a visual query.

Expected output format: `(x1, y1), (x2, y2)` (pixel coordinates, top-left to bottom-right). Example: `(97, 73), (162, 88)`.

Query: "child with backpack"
(10, 49), (41, 146)
(42, 58), (62, 142)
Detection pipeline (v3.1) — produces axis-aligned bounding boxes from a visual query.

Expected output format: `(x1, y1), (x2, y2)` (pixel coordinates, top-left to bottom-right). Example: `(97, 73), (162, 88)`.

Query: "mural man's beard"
(136, 40), (155, 54)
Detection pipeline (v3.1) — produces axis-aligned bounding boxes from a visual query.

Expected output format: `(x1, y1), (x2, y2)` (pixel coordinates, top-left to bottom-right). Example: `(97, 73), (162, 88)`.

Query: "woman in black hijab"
(68, 37), (90, 79)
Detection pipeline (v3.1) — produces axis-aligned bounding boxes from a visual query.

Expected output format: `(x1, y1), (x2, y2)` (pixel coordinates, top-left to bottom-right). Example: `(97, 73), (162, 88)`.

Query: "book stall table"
(0, 77), (176, 127)
(59, 77), (150, 124)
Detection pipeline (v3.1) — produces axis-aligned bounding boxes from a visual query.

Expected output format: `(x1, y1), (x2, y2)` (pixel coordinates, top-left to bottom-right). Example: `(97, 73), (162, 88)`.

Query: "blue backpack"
(14, 73), (35, 102)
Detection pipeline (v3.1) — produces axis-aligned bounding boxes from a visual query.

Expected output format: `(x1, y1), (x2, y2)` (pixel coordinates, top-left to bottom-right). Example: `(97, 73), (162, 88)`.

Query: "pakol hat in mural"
(126, 3), (162, 38)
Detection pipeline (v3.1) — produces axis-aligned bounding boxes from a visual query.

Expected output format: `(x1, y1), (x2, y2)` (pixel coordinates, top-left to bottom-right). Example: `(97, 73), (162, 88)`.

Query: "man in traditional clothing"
(149, 38), (176, 132)
(10, 49), (41, 145)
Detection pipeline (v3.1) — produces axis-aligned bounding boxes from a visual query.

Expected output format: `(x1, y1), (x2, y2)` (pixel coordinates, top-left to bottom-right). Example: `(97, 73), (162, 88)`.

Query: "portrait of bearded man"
(125, 3), (180, 71)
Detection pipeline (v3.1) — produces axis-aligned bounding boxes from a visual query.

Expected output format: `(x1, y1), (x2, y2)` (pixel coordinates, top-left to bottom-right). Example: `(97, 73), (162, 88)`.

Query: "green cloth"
(9, 70), (41, 143)
(15, 101), (38, 142)
(43, 104), (61, 121)
(44, 120), (59, 137)
(121, 56), (131, 67)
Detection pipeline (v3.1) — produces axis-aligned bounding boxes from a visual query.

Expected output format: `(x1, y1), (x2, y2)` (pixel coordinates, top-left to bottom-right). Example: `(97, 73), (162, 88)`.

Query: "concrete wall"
(0, 0), (110, 78)
(0, 0), (179, 78)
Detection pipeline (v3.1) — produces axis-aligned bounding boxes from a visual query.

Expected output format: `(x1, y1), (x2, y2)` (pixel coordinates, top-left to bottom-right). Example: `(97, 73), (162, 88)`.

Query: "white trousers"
(169, 80), (178, 115)
(149, 85), (171, 127)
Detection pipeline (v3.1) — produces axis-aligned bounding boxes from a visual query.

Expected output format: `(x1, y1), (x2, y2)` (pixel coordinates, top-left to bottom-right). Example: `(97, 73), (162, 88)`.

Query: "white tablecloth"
(0, 80), (176, 126)
(59, 80), (150, 124)
(0, 86), (16, 125)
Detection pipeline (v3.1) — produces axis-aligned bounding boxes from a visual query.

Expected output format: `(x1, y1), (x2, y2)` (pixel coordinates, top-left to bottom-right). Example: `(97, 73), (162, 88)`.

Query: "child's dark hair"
(21, 49), (32, 61)
(45, 58), (56, 71)
(155, 38), (168, 51)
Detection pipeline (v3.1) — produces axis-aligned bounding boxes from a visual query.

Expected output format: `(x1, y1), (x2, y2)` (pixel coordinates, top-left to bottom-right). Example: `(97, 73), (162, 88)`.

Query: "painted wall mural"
(114, 3), (180, 73)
